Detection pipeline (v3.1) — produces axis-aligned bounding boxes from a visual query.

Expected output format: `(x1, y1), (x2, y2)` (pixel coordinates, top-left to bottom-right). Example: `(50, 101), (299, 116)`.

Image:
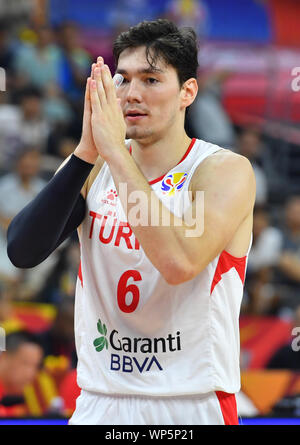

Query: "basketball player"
(7, 19), (255, 425)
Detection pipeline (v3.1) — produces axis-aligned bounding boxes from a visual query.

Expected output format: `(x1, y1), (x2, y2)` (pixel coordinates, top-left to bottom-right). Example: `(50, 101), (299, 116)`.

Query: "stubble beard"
(125, 110), (178, 144)
(125, 125), (154, 142)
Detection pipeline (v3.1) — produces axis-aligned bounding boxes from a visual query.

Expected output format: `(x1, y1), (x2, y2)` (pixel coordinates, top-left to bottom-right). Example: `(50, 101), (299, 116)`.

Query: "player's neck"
(130, 129), (192, 182)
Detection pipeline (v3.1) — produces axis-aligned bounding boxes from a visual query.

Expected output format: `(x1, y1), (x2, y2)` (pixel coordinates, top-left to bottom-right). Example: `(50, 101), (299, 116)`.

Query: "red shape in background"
(12, 306), (54, 333)
(59, 369), (81, 416)
(270, 0), (300, 48)
(240, 316), (293, 369)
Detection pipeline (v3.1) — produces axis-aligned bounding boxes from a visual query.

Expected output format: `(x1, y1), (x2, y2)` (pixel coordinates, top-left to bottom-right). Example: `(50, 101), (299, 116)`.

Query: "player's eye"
(146, 77), (158, 84)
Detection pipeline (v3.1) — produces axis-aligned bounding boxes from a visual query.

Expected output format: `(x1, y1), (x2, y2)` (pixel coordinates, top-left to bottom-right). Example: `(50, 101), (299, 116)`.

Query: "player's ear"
(180, 78), (198, 110)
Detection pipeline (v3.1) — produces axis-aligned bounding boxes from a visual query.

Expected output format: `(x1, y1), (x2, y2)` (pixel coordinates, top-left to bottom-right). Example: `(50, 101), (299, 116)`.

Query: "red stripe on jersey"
(78, 261), (83, 287)
(216, 391), (238, 425)
(210, 250), (246, 295)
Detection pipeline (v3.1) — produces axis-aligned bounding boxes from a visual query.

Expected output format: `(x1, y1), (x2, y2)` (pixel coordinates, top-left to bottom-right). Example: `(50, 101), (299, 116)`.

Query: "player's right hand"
(74, 61), (101, 165)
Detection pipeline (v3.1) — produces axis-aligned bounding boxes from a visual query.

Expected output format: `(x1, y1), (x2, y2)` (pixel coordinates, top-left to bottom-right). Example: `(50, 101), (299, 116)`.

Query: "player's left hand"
(89, 58), (127, 161)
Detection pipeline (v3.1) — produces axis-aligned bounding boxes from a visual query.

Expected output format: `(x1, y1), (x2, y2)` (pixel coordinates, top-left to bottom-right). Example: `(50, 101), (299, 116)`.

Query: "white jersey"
(75, 138), (251, 397)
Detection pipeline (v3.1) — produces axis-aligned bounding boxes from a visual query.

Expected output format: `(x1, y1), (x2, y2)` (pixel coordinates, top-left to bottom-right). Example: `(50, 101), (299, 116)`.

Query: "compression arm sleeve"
(7, 154), (94, 269)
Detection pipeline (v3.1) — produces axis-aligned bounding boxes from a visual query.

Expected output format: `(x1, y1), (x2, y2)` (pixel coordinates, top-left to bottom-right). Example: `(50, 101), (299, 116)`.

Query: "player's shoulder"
(192, 146), (255, 190)
(204, 146), (252, 168)
(198, 146), (253, 174)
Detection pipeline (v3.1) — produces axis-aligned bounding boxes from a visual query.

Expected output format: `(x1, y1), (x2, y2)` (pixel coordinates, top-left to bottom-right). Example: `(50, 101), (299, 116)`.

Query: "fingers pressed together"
(89, 57), (118, 111)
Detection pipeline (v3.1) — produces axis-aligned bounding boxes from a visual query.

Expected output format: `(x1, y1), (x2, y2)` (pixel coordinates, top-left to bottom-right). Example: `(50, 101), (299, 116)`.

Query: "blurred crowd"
(0, 0), (300, 419)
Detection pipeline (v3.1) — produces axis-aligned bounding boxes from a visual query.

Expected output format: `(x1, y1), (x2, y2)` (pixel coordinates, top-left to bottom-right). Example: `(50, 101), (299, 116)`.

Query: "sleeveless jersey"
(74, 138), (251, 397)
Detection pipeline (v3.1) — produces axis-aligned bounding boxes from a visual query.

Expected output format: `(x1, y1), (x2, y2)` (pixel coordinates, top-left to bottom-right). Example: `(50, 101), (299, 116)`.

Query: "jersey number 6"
(117, 270), (142, 313)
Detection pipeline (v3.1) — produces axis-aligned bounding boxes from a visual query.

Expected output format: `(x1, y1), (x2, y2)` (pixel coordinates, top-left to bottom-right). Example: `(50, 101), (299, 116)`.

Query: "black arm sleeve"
(7, 154), (94, 268)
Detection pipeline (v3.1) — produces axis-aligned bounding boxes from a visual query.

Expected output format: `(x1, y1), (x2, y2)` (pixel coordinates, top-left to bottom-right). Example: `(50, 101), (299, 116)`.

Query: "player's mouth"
(125, 109), (148, 121)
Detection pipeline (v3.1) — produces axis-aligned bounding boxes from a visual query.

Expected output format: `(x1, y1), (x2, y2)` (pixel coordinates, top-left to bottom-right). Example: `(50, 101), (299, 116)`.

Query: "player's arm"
(6, 62), (104, 269)
(6, 153), (94, 268)
(107, 149), (255, 285)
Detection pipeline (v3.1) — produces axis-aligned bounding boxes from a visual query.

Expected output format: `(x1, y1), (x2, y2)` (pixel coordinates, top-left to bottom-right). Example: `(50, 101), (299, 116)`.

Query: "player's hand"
(74, 62), (100, 164)
(89, 58), (127, 161)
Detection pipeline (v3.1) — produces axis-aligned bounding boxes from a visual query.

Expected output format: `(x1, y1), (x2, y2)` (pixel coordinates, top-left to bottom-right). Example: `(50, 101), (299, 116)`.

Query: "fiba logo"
(161, 173), (187, 196)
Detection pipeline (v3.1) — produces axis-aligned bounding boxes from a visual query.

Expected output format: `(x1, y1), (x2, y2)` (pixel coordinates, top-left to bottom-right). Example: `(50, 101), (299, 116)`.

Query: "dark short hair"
(15, 85), (43, 105)
(113, 19), (199, 86)
(5, 331), (42, 354)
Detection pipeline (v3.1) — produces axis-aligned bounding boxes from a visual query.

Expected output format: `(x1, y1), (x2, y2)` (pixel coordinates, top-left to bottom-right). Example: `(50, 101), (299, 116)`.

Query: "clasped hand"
(87, 58), (127, 162)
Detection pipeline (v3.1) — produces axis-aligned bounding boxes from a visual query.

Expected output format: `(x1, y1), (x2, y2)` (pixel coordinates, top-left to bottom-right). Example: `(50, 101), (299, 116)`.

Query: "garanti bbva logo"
(93, 319), (109, 351)
(93, 318), (182, 373)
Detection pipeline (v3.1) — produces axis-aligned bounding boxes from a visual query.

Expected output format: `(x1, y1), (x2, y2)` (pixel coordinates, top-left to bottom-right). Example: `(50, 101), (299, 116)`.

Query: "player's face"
(115, 46), (184, 143)
(5, 344), (43, 392)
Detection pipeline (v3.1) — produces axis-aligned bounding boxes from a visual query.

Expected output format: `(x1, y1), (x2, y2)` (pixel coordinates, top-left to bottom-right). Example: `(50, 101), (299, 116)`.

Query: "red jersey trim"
(210, 250), (247, 296)
(78, 261), (83, 287)
(216, 391), (238, 425)
(0, 381), (4, 400)
(129, 138), (196, 185)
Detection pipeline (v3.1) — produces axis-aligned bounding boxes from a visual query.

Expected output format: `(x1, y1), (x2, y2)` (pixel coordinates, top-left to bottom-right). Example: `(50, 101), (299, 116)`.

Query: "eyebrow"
(116, 67), (165, 75)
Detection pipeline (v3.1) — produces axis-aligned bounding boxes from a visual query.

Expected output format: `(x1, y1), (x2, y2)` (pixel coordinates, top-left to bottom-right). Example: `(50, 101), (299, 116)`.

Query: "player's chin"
(125, 127), (152, 140)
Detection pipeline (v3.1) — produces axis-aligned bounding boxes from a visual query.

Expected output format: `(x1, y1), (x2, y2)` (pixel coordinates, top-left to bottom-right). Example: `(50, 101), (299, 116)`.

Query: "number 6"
(117, 270), (142, 313)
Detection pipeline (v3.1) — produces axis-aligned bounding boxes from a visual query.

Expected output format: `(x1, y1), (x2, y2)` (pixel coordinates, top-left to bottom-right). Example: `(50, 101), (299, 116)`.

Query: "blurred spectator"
(15, 85), (50, 152)
(248, 206), (282, 273)
(0, 331), (43, 416)
(56, 136), (78, 160)
(0, 20), (16, 90)
(37, 237), (80, 303)
(13, 25), (62, 90)
(56, 21), (91, 106)
(0, 90), (21, 169)
(243, 205), (282, 314)
(0, 283), (13, 323)
(188, 69), (236, 149)
(0, 0), (35, 33)
(0, 86), (50, 168)
(274, 195), (300, 315)
(12, 25), (74, 145)
(266, 305), (300, 370)
(43, 82), (73, 129)
(46, 134), (79, 161)
(0, 148), (45, 280)
(164, 0), (208, 38)
(235, 127), (268, 205)
(39, 297), (77, 368)
(0, 148), (59, 299)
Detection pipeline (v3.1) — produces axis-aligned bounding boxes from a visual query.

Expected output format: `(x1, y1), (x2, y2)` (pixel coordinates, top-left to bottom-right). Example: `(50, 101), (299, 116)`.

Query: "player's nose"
(125, 79), (143, 103)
